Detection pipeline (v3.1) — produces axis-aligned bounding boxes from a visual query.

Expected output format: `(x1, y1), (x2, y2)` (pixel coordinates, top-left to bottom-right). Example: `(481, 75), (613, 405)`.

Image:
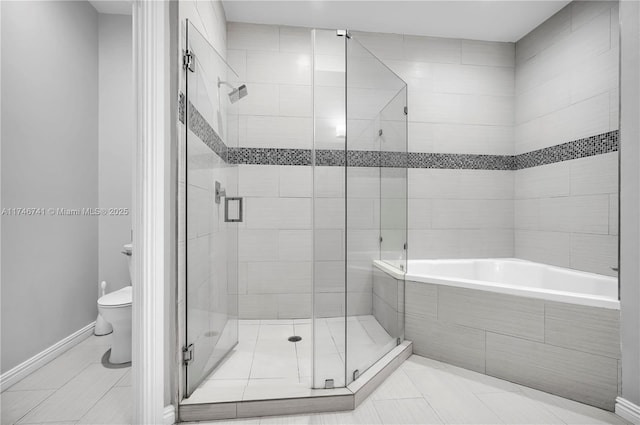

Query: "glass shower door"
(184, 21), (240, 397)
(345, 34), (407, 384)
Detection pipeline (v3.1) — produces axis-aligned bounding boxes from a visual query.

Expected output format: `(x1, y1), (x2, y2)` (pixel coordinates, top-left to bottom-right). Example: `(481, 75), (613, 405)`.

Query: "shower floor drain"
(288, 336), (302, 342)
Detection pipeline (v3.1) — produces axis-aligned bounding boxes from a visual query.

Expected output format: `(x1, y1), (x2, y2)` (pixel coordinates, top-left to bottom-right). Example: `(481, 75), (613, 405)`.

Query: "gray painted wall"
(98, 13), (133, 292)
(619, 0), (640, 408)
(1, 0), (99, 372)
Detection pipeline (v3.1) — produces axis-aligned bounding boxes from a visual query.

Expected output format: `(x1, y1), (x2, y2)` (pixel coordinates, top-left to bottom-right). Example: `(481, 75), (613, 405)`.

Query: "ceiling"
(88, 0), (132, 15)
(221, 0), (572, 42)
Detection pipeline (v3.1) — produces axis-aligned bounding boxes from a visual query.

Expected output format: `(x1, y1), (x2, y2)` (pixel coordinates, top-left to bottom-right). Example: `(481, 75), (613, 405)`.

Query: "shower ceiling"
(222, 0), (573, 42)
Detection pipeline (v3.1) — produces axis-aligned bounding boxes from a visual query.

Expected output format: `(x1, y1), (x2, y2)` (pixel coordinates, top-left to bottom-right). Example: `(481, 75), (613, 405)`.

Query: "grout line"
(292, 322), (302, 383)
(9, 389), (56, 425)
(76, 370), (129, 425)
(11, 359), (97, 424)
(244, 321), (260, 396)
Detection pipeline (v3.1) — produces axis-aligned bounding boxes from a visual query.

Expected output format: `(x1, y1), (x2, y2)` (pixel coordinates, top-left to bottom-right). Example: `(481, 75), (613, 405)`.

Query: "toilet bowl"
(98, 286), (132, 363)
(97, 243), (133, 364)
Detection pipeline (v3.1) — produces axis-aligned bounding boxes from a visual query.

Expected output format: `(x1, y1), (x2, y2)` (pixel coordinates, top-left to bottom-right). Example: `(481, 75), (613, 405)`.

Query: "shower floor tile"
(187, 315), (395, 403)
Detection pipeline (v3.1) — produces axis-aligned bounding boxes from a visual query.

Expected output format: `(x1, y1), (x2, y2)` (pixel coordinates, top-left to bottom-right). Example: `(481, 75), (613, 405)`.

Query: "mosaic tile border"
(228, 148), (409, 168)
(514, 130), (619, 170)
(180, 98), (618, 170)
(408, 152), (514, 170)
(180, 96), (227, 162)
(228, 148), (312, 166)
(194, 135), (619, 169)
(228, 130), (618, 169)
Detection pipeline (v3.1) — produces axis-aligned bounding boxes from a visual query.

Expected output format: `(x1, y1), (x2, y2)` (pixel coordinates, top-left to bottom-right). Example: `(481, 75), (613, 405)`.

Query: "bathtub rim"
(373, 258), (620, 310)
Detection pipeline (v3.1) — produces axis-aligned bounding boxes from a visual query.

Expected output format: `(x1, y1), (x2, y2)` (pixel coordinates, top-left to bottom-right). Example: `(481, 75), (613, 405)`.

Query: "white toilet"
(98, 243), (133, 364)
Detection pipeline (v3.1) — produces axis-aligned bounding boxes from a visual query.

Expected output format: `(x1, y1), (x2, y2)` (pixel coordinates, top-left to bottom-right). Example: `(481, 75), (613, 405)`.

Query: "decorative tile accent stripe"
(315, 149), (345, 166)
(188, 101), (228, 162)
(180, 97), (619, 170)
(381, 151), (409, 168)
(228, 148), (408, 167)
(408, 152), (515, 170)
(276, 148), (312, 166)
(178, 93), (185, 124)
(347, 150), (380, 167)
(228, 147), (278, 165)
(514, 130), (619, 170)
(228, 148), (312, 166)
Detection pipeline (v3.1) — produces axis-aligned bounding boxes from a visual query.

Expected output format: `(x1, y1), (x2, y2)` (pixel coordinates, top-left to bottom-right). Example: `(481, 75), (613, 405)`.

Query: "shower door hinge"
(378, 129), (383, 137)
(183, 344), (194, 365)
(336, 29), (351, 39)
(353, 370), (360, 381)
(183, 50), (195, 72)
(404, 106), (408, 115)
(404, 242), (407, 250)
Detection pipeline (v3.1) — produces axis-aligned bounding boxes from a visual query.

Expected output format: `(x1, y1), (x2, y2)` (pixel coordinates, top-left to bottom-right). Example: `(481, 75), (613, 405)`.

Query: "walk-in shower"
(179, 20), (407, 408)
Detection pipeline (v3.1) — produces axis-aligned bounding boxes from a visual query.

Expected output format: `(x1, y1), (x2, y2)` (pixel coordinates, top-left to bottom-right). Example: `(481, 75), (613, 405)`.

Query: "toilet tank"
(123, 243), (133, 283)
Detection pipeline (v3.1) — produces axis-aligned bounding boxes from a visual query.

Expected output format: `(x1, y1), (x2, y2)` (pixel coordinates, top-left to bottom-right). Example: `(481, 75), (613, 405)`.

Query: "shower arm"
(217, 78), (234, 89)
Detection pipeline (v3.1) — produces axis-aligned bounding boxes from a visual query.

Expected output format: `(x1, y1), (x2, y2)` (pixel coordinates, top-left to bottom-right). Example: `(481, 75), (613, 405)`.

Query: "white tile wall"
(228, 7), (620, 320)
(228, 22), (279, 52)
(461, 40), (515, 68)
(242, 115), (312, 149)
(515, 230), (572, 268)
(238, 165), (279, 197)
(406, 167), (515, 259)
(514, 1), (619, 276)
(403, 35), (461, 64)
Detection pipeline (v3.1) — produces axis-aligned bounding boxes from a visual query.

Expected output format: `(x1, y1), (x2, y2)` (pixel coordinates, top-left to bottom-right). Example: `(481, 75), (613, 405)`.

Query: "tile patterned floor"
(187, 316), (397, 403)
(194, 355), (632, 425)
(2, 329), (632, 425)
(1, 333), (131, 425)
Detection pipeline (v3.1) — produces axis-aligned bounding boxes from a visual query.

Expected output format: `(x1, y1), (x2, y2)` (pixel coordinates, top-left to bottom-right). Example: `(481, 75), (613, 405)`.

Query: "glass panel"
(185, 21), (240, 397)
(312, 28), (348, 389)
(380, 86), (408, 346)
(345, 34), (407, 385)
(380, 88), (408, 270)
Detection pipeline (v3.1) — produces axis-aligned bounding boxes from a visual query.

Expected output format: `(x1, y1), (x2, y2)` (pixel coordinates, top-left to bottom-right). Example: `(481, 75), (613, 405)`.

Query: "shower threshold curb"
(178, 341), (413, 422)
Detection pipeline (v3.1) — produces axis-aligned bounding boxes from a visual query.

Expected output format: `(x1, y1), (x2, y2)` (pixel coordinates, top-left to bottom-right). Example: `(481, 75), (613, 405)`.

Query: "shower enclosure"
(181, 22), (407, 400)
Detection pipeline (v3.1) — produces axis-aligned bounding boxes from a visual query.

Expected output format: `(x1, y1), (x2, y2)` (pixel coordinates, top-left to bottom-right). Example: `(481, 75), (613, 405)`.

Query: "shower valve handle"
(215, 181), (226, 204)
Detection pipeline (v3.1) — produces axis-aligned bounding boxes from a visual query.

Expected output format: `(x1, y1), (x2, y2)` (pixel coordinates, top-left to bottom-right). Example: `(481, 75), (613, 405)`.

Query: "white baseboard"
(0, 322), (95, 391)
(163, 404), (176, 425)
(616, 397), (640, 425)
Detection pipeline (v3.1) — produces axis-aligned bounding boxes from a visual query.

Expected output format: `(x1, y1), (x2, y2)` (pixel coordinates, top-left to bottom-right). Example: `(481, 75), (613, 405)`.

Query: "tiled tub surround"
(373, 267), (404, 340)
(373, 259), (621, 411)
(514, 0), (620, 277)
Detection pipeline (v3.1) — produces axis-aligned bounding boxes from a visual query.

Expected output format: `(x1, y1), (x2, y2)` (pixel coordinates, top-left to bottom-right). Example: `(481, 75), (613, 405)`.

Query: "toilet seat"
(98, 286), (132, 308)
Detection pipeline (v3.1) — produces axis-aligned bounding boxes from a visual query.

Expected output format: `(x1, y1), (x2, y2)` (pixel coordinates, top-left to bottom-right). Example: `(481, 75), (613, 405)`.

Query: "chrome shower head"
(228, 84), (248, 104)
(218, 78), (248, 104)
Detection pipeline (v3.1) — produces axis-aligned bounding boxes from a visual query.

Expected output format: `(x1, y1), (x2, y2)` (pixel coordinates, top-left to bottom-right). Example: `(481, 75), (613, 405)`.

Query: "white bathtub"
(374, 258), (619, 309)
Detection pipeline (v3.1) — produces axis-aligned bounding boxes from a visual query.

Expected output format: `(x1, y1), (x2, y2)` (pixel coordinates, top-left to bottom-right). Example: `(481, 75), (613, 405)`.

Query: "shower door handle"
(224, 197), (243, 223)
